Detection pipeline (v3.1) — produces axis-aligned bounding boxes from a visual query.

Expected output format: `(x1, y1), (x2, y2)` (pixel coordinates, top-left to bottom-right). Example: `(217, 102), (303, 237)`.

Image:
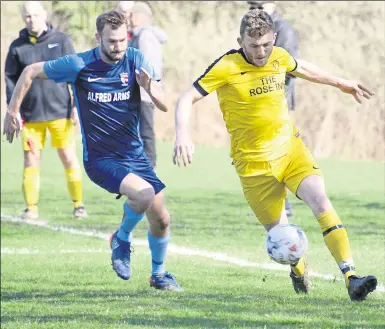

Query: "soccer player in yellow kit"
(172, 9), (377, 301)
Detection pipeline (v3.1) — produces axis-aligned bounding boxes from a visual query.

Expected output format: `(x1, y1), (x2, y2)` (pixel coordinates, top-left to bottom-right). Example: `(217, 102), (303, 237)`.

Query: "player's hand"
(173, 133), (195, 167)
(135, 67), (152, 93)
(3, 111), (23, 143)
(338, 80), (375, 104)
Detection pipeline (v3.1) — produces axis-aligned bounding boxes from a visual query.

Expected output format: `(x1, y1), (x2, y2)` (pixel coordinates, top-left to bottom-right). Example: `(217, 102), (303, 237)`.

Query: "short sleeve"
(130, 48), (160, 82)
(193, 56), (228, 96)
(43, 54), (84, 83)
(280, 48), (297, 72)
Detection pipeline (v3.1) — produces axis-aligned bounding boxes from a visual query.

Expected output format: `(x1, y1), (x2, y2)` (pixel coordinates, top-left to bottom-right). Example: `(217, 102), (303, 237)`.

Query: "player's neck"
(98, 49), (120, 65)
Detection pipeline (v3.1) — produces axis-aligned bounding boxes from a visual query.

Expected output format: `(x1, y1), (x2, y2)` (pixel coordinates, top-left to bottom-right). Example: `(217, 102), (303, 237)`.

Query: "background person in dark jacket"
(3, 1), (87, 220)
(248, 1), (299, 217)
(129, 1), (168, 170)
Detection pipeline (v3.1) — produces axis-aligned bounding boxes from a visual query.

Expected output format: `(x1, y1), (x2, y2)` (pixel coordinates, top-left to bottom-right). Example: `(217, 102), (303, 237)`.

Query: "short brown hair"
(96, 10), (128, 34)
(240, 9), (274, 38)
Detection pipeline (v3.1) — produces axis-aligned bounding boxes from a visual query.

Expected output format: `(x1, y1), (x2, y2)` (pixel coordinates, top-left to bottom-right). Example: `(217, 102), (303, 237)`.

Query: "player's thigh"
(263, 206), (288, 232)
(22, 121), (47, 152)
(47, 118), (75, 149)
(284, 135), (323, 198)
(119, 173), (155, 207)
(240, 174), (286, 225)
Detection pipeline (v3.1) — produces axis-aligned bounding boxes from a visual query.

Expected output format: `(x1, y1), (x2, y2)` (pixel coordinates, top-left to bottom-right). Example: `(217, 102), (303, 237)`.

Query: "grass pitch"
(1, 140), (384, 328)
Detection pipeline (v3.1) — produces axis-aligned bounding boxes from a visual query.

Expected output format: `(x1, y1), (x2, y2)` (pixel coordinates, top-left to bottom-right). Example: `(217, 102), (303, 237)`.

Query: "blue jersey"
(43, 46), (159, 163)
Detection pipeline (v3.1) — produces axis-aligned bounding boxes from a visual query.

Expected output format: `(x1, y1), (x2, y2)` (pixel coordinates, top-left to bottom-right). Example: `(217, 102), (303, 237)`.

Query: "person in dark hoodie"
(129, 1), (168, 170)
(4, 1), (87, 220)
(248, 1), (299, 218)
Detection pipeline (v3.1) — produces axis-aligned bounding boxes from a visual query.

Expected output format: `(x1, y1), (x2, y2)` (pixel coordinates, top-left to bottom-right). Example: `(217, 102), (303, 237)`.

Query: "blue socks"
(117, 203), (144, 242)
(148, 231), (170, 275)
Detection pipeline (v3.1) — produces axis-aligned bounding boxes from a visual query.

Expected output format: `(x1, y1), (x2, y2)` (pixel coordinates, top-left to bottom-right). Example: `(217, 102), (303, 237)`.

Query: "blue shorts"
(84, 154), (165, 195)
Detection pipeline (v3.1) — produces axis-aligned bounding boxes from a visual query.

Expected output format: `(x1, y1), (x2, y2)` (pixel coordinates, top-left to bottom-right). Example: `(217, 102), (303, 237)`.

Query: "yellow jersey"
(193, 46), (298, 162)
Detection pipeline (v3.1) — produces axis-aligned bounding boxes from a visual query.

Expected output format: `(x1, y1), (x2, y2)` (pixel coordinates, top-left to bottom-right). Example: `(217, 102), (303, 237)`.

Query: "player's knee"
(132, 187), (155, 213)
(157, 208), (170, 231)
(57, 148), (78, 168)
(24, 151), (40, 167)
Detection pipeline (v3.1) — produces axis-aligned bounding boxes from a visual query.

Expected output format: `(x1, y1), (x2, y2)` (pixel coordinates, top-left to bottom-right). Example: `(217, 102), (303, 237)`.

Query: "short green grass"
(1, 139), (384, 328)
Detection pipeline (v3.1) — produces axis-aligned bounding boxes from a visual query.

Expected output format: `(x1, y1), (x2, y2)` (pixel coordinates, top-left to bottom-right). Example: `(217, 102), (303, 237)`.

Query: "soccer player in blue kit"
(3, 10), (182, 292)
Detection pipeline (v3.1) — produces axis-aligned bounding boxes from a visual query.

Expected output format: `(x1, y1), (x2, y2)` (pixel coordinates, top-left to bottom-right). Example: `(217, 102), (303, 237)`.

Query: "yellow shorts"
(233, 134), (322, 225)
(22, 118), (75, 151)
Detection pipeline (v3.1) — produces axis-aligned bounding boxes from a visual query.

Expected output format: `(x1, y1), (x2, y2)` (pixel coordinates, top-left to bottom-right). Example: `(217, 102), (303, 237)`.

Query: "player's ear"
(272, 32), (277, 45)
(237, 36), (243, 47)
(95, 32), (101, 44)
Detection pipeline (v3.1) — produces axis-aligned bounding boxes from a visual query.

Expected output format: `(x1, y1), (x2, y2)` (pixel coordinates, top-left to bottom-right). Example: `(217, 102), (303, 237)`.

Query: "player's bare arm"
(135, 67), (168, 113)
(173, 86), (204, 167)
(292, 59), (375, 104)
(3, 62), (48, 143)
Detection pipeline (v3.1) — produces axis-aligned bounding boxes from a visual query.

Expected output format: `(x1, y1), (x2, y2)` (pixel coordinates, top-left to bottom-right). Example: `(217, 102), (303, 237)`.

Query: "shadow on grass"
(2, 289), (383, 329)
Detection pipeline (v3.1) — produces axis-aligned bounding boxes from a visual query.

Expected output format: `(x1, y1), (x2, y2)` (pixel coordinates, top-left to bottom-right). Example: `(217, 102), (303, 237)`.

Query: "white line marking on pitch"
(1, 213), (384, 292)
(1, 248), (110, 254)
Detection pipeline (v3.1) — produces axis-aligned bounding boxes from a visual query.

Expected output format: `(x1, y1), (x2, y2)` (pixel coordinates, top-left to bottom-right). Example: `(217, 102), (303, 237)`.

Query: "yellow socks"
(23, 167), (40, 213)
(291, 257), (306, 276)
(65, 167), (83, 208)
(317, 209), (355, 286)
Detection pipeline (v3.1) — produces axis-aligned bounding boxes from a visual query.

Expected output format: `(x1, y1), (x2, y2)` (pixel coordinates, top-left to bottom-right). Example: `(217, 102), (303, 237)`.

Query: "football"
(266, 224), (308, 265)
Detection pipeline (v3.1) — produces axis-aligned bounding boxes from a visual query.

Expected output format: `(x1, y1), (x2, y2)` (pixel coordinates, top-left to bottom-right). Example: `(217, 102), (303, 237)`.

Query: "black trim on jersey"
(193, 49), (239, 96)
(193, 81), (208, 96)
(238, 48), (253, 65)
(288, 58), (298, 72)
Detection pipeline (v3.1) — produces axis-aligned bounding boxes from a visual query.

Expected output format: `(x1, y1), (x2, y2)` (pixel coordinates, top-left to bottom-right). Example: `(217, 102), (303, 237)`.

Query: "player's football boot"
(149, 271), (183, 292)
(73, 206), (88, 219)
(290, 259), (311, 294)
(20, 208), (39, 220)
(348, 275), (377, 301)
(110, 231), (132, 280)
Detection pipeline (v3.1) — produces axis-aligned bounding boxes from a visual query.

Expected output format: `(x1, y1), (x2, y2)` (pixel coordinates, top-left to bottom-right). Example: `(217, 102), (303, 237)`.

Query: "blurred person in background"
(3, 1), (87, 220)
(129, 1), (168, 170)
(248, 0), (299, 218)
(116, 1), (135, 40)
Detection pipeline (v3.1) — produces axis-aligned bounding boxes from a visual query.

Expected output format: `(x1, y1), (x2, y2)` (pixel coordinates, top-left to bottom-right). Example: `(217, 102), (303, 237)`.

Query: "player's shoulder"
(8, 29), (29, 50)
(53, 48), (96, 70)
(271, 46), (291, 59)
(9, 38), (25, 51)
(205, 49), (241, 71)
(126, 46), (142, 59)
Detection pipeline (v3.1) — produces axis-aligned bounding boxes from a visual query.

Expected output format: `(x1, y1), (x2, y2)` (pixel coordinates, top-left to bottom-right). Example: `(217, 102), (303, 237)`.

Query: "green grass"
(1, 138), (385, 329)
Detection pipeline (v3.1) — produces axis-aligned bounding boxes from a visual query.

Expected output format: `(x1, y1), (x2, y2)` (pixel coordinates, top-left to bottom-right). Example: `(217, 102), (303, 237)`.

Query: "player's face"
(97, 24), (128, 63)
(238, 31), (276, 67)
(22, 5), (47, 36)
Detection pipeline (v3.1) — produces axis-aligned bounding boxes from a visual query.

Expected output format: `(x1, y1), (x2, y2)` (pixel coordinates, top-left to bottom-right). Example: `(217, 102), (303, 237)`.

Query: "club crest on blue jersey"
(120, 72), (129, 86)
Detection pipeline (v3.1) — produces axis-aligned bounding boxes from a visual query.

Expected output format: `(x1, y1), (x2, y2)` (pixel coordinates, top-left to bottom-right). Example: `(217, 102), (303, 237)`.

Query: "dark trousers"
(139, 101), (156, 168)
